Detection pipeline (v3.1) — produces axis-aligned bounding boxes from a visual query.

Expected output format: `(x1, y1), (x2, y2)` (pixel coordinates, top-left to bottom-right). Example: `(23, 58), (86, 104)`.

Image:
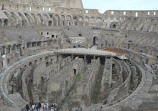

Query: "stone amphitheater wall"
(1, 1), (158, 17)
(0, 51), (54, 106)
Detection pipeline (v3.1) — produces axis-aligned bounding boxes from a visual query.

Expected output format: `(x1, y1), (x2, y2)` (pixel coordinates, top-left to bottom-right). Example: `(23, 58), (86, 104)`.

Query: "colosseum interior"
(0, 0), (158, 111)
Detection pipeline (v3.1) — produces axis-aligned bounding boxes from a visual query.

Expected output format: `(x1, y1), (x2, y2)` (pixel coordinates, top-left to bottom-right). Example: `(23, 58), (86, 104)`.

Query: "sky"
(82, 0), (158, 13)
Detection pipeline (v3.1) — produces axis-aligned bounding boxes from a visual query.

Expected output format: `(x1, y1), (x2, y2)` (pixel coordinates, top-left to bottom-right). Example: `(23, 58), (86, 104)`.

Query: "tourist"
(46, 103), (49, 109)
(38, 102), (41, 109)
(26, 104), (30, 111)
(41, 102), (44, 109)
(44, 104), (47, 110)
(32, 104), (35, 111)
(100, 106), (103, 111)
(36, 104), (39, 111)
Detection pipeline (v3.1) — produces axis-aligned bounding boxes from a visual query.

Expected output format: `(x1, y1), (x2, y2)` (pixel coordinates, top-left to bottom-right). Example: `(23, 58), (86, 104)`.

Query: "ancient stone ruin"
(0, 0), (158, 111)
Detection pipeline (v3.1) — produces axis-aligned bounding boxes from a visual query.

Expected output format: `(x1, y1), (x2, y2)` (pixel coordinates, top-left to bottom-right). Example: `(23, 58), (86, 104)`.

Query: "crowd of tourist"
(24, 102), (58, 111)
(24, 102), (104, 111)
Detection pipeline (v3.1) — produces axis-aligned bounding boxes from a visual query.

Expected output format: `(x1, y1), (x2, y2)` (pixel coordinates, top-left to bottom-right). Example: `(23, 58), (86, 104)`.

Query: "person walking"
(32, 104), (35, 111)
(44, 104), (47, 110)
(38, 102), (41, 110)
(46, 103), (49, 110)
(26, 104), (29, 111)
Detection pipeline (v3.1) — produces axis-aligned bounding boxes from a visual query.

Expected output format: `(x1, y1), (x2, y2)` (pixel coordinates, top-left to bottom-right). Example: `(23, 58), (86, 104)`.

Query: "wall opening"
(30, 7), (32, 12)
(49, 8), (51, 11)
(86, 10), (88, 13)
(16, 5), (18, 9)
(52, 35), (54, 38)
(2, 4), (4, 10)
(79, 34), (82, 37)
(43, 7), (45, 11)
(37, 42), (41, 46)
(93, 36), (99, 45)
(112, 24), (116, 28)
(135, 12), (138, 17)
(123, 11), (126, 15)
(4, 19), (8, 26)
(48, 21), (52, 26)
(73, 69), (76, 76)
(111, 11), (114, 15)
(46, 62), (49, 67)
(29, 62), (32, 66)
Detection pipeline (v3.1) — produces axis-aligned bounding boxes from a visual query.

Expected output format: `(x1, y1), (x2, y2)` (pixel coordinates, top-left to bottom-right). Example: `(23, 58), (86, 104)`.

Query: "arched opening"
(73, 69), (76, 76)
(66, 15), (73, 26)
(79, 34), (82, 37)
(2, 4), (4, 10)
(40, 77), (45, 92)
(48, 21), (52, 26)
(93, 36), (99, 45)
(96, 17), (103, 27)
(18, 13), (28, 26)
(34, 60), (37, 64)
(29, 62), (32, 66)
(67, 20), (70, 26)
(27, 42), (31, 48)
(46, 62), (49, 67)
(112, 24), (116, 29)
(24, 13), (34, 25)
(37, 42), (41, 46)
(63, 21), (65, 26)
(7, 59), (10, 65)
(4, 19), (8, 26)
(52, 35), (54, 38)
